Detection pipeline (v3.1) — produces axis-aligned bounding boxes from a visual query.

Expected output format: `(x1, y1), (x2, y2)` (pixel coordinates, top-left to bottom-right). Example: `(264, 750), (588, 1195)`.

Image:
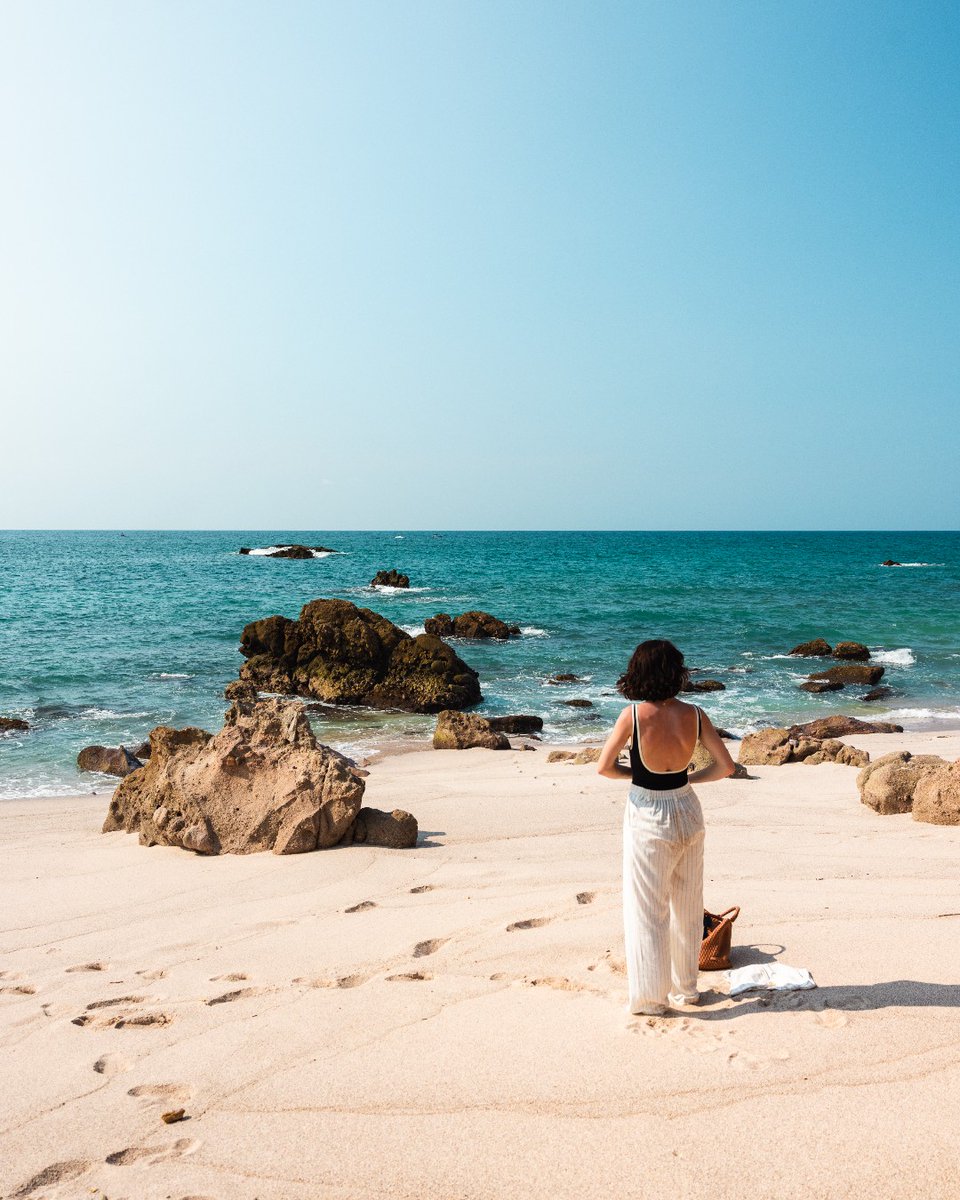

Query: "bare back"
(632, 698), (700, 772)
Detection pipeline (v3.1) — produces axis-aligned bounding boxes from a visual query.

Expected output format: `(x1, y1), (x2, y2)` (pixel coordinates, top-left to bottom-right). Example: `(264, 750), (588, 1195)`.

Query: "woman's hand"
(687, 708), (737, 783)
(596, 706), (634, 780)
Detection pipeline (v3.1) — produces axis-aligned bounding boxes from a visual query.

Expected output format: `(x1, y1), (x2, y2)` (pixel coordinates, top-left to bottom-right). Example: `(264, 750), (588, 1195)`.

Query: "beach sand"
(2, 729), (960, 1199)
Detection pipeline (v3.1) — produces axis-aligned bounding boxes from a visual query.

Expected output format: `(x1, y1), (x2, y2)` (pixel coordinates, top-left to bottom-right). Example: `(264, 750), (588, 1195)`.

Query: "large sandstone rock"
(832, 641), (870, 661)
(487, 714), (544, 734)
(688, 742), (749, 778)
(548, 747), (602, 765)
(787, 715), (903, 739)
(77, 745), (143, 777)
(808, 665), (885, 686)
(236, 599), (481, 713)
(433, 710), (509, 750)
(857, 751), (949, 815)
(738, 727), (871, 768)
(371, 569), (409, 588)
(424, 611), (520, 639)
(0, 716), (29, 733)
(789, 639), (833, 657)
(912, 762), (960, 826)
(103, 699), (366, 855)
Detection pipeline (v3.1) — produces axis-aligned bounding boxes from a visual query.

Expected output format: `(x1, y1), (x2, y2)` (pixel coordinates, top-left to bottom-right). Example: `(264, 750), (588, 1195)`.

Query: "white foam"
(79, 708), (151, 720)
(869, 648), (916, 666)
(520, 627), (549, 637)
(246, 546), (333, 558)
(368, 584), (429, 594)
(157, 672), (193, 679)
(879, 562), (944, 568)
(399, 623), (426, 636)
(885, 707), (960, 722)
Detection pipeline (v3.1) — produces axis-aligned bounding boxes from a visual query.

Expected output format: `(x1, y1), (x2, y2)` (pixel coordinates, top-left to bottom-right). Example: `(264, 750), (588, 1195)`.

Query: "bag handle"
(717, 906), (740, 922)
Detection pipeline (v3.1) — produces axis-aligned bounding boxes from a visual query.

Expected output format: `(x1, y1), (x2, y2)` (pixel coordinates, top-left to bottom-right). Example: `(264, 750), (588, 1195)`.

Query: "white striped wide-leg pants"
(622, 783), (705, 1015)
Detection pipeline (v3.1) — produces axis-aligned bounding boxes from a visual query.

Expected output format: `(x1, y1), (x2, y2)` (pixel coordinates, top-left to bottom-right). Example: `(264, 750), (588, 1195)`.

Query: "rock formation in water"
(235, 599), (481, 713)
(371, 569), (410, 588)
(808, 664), (884, 687)
(832, 641), (870, 661)
(789, 639), (833, 657)
(0, 717), (30, 733)
(433, 710), (510, 750)
(682, 679), (726, 692)
(424, 611), (521, 639)
(239, 545), (336, 558)
(77, 745), (143, 777)
(101, 698), (412, 854)
(786, 715), (902, 739)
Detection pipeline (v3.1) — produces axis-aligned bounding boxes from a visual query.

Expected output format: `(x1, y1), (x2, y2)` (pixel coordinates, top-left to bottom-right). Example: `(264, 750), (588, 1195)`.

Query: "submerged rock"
(235, 598), (481, 713)
(881, 560), (902, 567)
(862, 686), (894, 702)
(0, 716), (29, 733)
(561, 698), (594, 708)
(424, 611), (520, 639)
(546, 673), (580, 684)
(77, 745), (143, 777)
(808, 664), (885, 687)
(857, 751), (949, 815)
(103, 698), (366, 855)
(240, 545), (336, 558)
(786, 715), (903, 739)
(789, 639), (833, 657)
(371, 569), (410, 588)
(433, 710), (509, 750)
(799, 680), (844, 693)
(682, 679), (725, 693)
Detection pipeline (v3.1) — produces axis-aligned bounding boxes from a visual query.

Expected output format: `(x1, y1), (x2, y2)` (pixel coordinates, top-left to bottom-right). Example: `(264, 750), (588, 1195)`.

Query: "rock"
(547, 750), (574, 762)
(716, 728), (735, 740)
(345, 807), (418, 848)
(236, 598), (481, 713)
(130, 740), (152, 759)
(571, 747), (601, 765)
(682, 679), (726, 692)
(786, 715), (903, 739)
(224, 679), (258, 701)
(0, 717), (29, 732)
(241, 545), (336, 558)
(433, 710), (509, 751)
(833, 641), (870, 661)
(912, 762), (960, 826)
(425, 611), (519, 639)
(688, 743), (749, 778)
(546, 674), (580, 684)
(487, 715), (544, 734)
(799, 680), (844, 693)
(77, 745), (143, 777)
(561, 698), (594, 708)
(738, 728), (793, 766)
(881, 560), (902, 567)
(371, 569), (410, 588)
(789, 639), (833, 657)
(857, 751), (949, 815)
(808, 665), (885, 686)
(103, 699), (366, 855)
(738, 726), (870, 768)
(862, 686), (894, 702)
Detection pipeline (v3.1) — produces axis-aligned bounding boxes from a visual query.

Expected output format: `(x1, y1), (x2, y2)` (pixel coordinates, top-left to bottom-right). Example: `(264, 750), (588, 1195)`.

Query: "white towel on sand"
(727, 964), (816, 995)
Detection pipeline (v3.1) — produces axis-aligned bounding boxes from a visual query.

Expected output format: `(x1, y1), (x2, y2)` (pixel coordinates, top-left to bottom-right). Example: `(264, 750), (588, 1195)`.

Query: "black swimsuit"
(629, 704), (701, 791)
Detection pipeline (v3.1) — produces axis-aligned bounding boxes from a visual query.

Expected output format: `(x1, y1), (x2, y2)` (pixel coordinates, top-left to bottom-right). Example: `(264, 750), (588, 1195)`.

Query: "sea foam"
(869, 648), (916, 666)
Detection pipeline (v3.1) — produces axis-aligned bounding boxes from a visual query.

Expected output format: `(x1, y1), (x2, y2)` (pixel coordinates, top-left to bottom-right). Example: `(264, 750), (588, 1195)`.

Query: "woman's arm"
(687, 707), (737, 784)
(596, 706), (634, 780)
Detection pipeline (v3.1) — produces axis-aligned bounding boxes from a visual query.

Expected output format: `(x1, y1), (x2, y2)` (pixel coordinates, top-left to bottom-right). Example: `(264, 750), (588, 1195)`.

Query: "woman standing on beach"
(597, 639), (735, 1016)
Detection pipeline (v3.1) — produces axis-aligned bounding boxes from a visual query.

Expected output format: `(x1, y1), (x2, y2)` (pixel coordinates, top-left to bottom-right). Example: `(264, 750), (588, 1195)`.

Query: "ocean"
(1, 530), (958, 798)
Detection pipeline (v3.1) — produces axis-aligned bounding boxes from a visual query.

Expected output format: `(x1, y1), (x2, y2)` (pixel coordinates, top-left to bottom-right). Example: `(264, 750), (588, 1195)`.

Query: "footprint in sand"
(211, 972), (247, 982)
(525, 976), (589, 993)
(94, 1054), (133, 1076)
(814, 1008), (848, 1029)
(86, 995), (146, 1010)
(206, 987), (265, 1006)
(105, 1137), (198, 1167)
(294, 973), (369, 989)
(10, 1159), (92, 1198)
(386, 971), (432, 982)
(128, 1082), (192, 1109)
(73, 1008), (172, 1030)
(0, 984), (37, 996)
(413, 938), (447, 957)
(345, 900), (377, 913)
(137, 968), (167, 981)
(66, 962), (108, 973)
(506, 917), (551, 932)
(409, 884), (435, 894)
(576, 892), (596, 905)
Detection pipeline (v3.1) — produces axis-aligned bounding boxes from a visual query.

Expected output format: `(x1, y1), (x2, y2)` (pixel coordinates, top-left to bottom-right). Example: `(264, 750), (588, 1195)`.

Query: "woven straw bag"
(700, 906), (740, 971)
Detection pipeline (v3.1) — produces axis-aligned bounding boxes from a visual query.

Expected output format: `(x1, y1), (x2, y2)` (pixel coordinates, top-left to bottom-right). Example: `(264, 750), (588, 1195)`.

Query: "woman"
(597, 639), (735, 1016)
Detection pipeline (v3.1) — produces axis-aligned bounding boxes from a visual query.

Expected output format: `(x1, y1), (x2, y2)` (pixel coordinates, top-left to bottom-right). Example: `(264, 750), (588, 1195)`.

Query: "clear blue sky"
(1, 1), (958, 529)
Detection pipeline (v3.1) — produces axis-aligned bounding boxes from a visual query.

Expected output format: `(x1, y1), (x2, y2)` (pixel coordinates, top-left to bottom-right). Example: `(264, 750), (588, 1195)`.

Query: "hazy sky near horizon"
(1, 1), (958, 530)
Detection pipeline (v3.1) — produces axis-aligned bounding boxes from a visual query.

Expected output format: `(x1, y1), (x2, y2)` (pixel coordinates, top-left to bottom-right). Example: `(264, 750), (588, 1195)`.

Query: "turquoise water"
(1, 530), (958, 798)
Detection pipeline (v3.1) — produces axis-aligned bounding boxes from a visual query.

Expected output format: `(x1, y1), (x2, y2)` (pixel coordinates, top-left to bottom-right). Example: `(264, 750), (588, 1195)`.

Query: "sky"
(1, 1), (958, 530)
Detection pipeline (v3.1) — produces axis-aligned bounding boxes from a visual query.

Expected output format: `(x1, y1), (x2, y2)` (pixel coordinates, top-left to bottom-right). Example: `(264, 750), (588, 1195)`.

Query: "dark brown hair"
(617, 639), (688, 702)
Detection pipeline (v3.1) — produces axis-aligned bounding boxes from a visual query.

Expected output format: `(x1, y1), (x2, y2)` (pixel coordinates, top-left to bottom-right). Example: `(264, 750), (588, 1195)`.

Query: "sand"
(2, 728), (960, 1200)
